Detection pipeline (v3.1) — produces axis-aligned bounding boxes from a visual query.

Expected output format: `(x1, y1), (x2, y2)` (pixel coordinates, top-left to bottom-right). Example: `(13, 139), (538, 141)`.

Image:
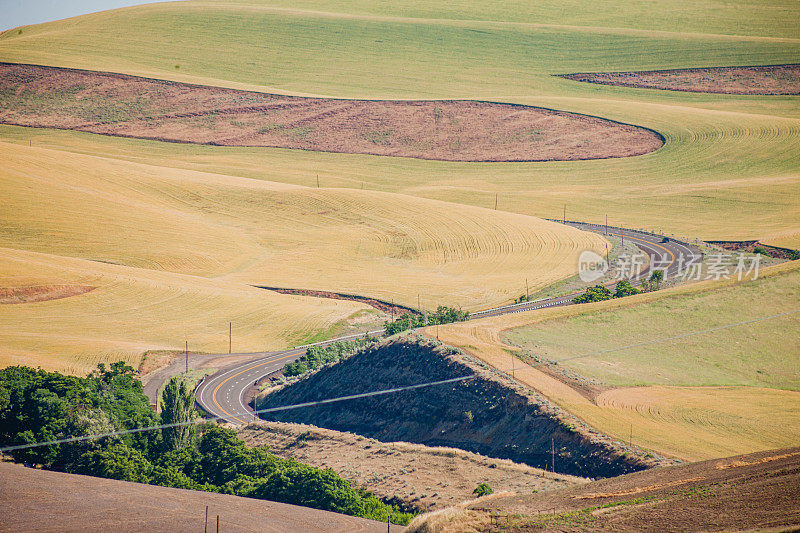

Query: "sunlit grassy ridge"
(505, 265), (800, 391)
(433, 262), (800, 460)
(1, 0), (797, 246)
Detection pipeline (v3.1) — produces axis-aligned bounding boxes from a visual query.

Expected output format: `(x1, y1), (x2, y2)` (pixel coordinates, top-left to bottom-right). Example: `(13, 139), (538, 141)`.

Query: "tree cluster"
(0, 364), (413, 525)
(384, 306), (470, 335)
(283, 337), (377, 378)
(573, 279), (642, 304)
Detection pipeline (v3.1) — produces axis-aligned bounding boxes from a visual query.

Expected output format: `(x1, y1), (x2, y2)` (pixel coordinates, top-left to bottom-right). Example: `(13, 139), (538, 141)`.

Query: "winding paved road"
(195, 222), (701, 424)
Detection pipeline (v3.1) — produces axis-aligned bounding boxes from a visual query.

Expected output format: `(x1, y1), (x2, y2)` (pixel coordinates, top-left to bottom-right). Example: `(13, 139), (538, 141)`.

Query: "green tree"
(160, 376), (196, 452)
(473, 483), (493, 497)
(614, 280), (641, 298)
(72, 442), (153, 483)
(573, 285), (612, 304)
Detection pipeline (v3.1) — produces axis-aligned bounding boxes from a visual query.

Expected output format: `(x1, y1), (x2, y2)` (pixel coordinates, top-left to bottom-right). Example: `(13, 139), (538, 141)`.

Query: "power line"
(0, 375), (474, 453)
(3, 310), (796, 454)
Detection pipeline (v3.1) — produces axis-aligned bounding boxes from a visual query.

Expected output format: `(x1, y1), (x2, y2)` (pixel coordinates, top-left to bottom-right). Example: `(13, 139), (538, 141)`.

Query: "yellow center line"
(212, 350), (303, 423)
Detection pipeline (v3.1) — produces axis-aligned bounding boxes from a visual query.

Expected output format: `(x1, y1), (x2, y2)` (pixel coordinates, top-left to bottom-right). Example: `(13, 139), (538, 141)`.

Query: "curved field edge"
(0, 62), (663, 162)
(558, 64), (800, 95)
(429, 261), (800, 461)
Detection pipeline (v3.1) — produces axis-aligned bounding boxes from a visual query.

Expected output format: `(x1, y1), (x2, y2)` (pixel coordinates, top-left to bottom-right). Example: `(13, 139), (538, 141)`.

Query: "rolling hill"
(1, 0), (798, 246)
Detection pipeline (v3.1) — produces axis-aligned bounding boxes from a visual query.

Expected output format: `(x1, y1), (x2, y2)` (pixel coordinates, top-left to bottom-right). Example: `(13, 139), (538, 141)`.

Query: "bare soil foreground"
(0, 63), (663, 162)
(461, 447), (800, 532)
(0, 461), (401, 533)
(560, 64), (800, 95)
(239, 421), (585, 512)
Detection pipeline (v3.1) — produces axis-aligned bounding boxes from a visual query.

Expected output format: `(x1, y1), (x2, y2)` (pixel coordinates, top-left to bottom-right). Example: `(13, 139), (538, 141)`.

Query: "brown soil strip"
(469, 446), (800, 532)
(706, 240), (799, 259)
(559, 64), (800, 95)
(0, 285), (95, 304)
(716, 450), (800, 470)
(256, 286), (417, 316)
(0, 62), (663, 162)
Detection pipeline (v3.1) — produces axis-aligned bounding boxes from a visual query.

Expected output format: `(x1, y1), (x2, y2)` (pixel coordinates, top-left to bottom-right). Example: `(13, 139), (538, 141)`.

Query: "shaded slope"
(257, 338), (664, 478)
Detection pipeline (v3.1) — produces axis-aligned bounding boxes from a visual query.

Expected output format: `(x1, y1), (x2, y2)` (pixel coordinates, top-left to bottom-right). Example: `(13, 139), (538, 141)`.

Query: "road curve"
(196, 222), (701, 424)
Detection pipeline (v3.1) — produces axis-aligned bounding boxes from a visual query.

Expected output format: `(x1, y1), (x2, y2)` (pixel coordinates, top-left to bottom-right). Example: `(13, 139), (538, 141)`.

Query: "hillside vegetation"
(1, 0), (798, 246)
(434, 262), (800, 461)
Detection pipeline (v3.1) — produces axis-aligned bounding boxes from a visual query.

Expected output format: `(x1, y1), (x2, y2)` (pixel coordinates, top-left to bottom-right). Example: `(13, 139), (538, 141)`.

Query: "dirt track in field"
(0, 285), (95, 304)
(0, 62), (663, 162)
(560, 64), (800, 95)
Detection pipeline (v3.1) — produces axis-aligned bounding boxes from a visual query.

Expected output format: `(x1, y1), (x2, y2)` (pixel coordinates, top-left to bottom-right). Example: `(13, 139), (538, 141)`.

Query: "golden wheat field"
(432, 262), (800, 461)
(1, 0), (798, 247)
(0, 139), (606, 371)
(0, 141), (605, 310)
(0, 246), (374, 375)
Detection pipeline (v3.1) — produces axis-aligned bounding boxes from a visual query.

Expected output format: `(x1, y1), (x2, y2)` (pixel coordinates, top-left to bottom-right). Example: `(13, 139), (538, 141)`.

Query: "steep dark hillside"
(258, 337), (661, 478)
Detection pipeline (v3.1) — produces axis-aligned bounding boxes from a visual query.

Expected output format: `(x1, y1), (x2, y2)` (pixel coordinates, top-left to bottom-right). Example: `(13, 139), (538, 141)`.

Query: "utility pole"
(229, 322), (232, 354)
(316, 174), (320, 188)
(605, 214), (608, 236)
(494, 193), (498, 210)
(525, 278), (529, 301)
(216, 515), (219, 533)
(204, 506), (208, 533)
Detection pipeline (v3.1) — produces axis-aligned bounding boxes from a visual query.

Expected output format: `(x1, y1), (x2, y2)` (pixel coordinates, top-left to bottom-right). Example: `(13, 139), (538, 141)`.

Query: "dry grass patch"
(0, 285), (95, 304)
(560, 64), (800, 95)
(239, 421), (584, 512)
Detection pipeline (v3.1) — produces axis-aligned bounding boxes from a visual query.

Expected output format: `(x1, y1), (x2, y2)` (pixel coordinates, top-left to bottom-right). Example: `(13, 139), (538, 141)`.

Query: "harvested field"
(0, 284), (94, 304)
(0, 462), (397, 533)
(560, 64), (800, 95)
(239, 421), (585, 512)
(0, 62), (663, 162)
(457, 447), (800, 532)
